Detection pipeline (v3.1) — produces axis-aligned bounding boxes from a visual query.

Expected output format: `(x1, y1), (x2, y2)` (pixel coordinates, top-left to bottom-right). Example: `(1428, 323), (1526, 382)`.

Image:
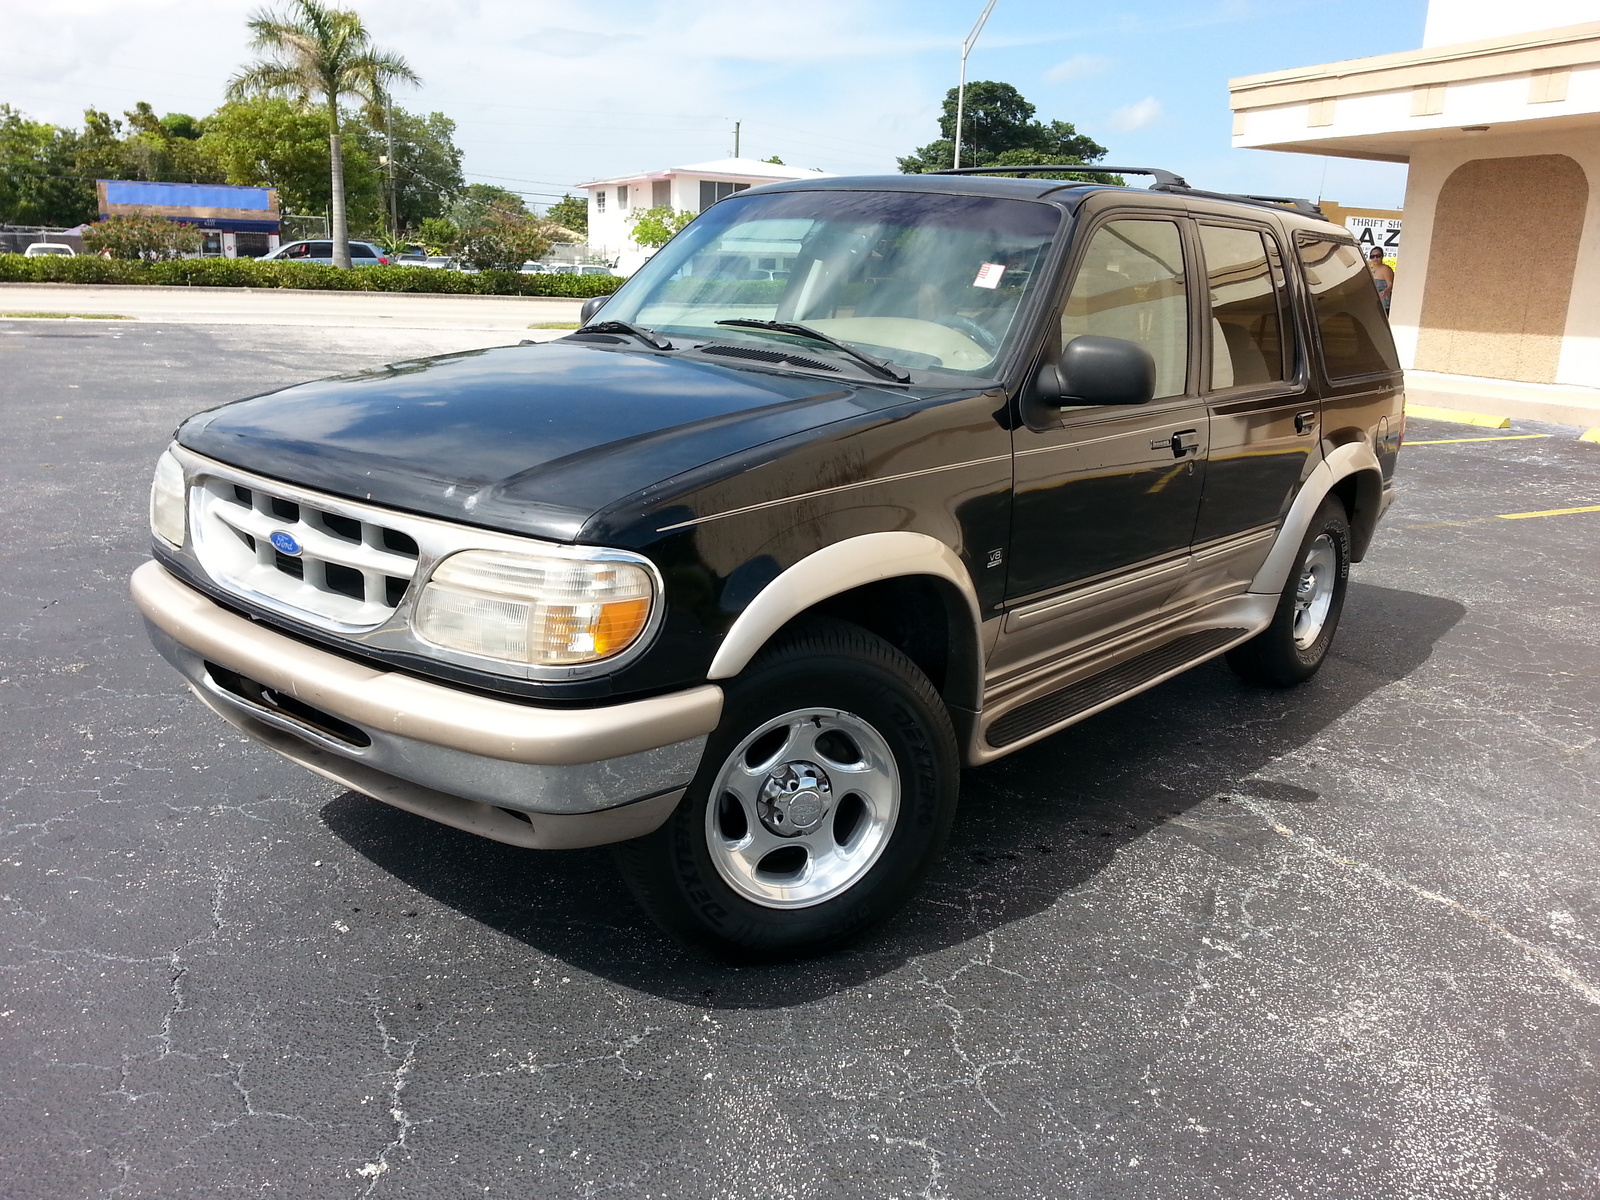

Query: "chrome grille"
(192, 475), (420, 628)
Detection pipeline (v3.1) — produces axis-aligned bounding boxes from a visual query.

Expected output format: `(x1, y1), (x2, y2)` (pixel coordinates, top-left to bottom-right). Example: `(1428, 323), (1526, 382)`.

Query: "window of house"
(1200, 224), (1291, 390)
(1296, 238), (1401, 379)
(596, 191), (606, 214)
(617, 185), (629, 211)
(1060, 219), (1190, 399)
(698, 180), (751, 211)
(652, 180), (671, 208)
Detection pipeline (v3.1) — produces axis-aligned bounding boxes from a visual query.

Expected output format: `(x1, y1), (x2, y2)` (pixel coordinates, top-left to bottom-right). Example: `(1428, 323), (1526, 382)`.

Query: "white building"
(1229, 0), (1600, 426)
(578, 157), (830, 269)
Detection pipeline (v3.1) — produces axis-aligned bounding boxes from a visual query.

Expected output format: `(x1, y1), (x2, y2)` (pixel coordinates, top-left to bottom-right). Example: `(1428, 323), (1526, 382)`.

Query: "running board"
(984, 627), (1249, 750)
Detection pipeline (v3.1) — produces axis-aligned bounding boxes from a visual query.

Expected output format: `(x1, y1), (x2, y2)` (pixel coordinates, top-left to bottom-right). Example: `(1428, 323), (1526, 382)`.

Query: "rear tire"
(1227, 496), (1351, 687)
(614, 617), (958, 962)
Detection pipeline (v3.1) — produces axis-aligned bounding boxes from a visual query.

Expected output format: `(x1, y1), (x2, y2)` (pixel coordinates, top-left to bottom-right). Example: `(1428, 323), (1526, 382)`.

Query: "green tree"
(452, 182), (526, 221)
(627, 205), (694, 247)
(201, 96), (381, 230)
(455, 210), (550, 271)
(417, 215), (457, 253)
(0, 106), (77, 225)
(120, 102), (224, 184)
(545, 192), (586, 236)
(373, 107), (462, 231)
(227, 0), (419, 267)
(897, 81), (1111, 175)
(761, 155), (785, 165)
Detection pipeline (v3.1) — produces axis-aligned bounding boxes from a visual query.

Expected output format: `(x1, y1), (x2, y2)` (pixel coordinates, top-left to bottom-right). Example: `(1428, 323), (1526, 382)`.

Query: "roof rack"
(932, 164), (1189, 189)
(929, 164), (1327, 219)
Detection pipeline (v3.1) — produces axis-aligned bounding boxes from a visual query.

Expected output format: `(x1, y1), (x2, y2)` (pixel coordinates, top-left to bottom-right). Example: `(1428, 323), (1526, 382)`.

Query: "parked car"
(134, 169), (1403, 960)
(24, 242), (75, 257)
(259, 239), (390, 265)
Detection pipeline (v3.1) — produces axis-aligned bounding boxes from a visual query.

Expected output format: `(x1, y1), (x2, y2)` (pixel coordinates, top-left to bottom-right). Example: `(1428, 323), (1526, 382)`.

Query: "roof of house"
(577, 157), (830, 190)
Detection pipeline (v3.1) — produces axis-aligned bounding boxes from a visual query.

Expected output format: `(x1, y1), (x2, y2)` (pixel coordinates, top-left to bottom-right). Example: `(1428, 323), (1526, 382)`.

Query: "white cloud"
(1045, 54), (1111, 84)
(1109, 96), (1163, 132)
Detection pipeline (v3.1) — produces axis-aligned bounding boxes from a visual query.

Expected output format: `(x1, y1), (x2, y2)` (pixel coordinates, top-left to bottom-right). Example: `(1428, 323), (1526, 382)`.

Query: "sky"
(2, 0), (1432, 213)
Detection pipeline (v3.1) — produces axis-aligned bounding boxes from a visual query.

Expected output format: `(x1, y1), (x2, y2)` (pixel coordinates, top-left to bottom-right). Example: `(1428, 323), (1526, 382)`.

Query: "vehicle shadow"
(321, 581), (1464, 1007)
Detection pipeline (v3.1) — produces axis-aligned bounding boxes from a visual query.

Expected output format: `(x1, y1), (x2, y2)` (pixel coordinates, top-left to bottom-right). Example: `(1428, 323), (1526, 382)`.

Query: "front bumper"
(132, 561), (722, 849)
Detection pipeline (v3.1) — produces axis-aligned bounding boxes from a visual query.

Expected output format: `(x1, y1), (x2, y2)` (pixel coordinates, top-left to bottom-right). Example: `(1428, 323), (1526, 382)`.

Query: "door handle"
(1170, 429), (1200, 458)
(1295, 410), (1318, 435)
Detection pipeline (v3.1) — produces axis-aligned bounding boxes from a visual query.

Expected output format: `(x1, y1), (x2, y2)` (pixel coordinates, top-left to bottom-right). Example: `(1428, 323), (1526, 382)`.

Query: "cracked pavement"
(1, 318), (1596, 1198)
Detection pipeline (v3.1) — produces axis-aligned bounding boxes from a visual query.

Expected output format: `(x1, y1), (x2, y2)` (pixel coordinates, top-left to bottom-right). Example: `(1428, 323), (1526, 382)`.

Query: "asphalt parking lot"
(2, 317), (1597, 1199)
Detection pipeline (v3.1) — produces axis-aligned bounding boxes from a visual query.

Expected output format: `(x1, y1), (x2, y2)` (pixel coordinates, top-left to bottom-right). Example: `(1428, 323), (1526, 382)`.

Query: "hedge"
(0, 254), (624, 298)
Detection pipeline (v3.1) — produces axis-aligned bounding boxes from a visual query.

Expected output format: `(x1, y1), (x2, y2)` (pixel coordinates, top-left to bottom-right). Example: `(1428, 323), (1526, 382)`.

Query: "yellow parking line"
(1406, 403), (1511, 429)
(1497, 504), (1600, 520)
(1406, 434), (1550, 445)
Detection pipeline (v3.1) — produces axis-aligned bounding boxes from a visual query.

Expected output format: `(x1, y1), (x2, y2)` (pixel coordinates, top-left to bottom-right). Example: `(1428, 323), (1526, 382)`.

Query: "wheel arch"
(705, 532), (985, 712)
(1250, 441), (1383, 595)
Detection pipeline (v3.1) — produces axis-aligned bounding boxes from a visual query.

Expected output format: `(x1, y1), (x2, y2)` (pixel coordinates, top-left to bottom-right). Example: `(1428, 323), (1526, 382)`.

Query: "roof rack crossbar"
(931, 164), (1189, 189)
(1162, 186), (1326, 218)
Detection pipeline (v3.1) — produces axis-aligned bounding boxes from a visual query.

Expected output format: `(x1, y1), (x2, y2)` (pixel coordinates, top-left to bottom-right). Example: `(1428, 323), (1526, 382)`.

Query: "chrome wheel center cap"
(758, 761), (833, 836)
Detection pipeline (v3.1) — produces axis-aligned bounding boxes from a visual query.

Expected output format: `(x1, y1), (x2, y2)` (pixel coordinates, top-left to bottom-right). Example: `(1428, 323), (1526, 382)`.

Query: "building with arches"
(1229, 1), (1600, 426)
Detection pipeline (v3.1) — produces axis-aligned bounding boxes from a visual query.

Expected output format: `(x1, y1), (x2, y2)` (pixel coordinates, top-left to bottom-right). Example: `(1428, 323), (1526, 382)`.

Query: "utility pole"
(952, 0), (998, 170)
(384, 92), (399, 241)
(733, 121), (741, 158)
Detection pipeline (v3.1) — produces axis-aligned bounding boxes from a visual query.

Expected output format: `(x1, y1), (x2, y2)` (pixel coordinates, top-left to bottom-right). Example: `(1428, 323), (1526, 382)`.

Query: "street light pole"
(952, 0), (998, 170)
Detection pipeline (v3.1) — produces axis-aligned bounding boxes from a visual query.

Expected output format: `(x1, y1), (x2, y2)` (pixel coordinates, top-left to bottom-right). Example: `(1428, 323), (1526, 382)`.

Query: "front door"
(995, 215), (1207, 682)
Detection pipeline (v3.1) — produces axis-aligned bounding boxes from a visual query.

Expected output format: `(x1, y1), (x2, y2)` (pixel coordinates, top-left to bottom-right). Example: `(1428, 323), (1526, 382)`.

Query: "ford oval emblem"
(269, 530), (302, 556)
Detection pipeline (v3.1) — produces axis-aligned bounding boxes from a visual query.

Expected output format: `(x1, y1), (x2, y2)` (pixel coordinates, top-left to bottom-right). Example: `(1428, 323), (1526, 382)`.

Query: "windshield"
(599, 189), (1061, 378)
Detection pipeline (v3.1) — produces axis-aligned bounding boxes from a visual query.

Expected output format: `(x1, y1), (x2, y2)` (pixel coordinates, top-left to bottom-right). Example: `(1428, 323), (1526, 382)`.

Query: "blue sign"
(269, 530), (302, 556)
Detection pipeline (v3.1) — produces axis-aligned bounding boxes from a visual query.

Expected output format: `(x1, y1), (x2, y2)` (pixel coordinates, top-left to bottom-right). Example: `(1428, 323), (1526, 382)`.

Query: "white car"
(24, 243), (75, 257)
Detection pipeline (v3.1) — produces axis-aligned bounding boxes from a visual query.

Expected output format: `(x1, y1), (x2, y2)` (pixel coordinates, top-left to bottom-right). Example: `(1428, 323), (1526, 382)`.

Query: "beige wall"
(1389, 128), (1600, 388)
(1413, 154), (1587, 382)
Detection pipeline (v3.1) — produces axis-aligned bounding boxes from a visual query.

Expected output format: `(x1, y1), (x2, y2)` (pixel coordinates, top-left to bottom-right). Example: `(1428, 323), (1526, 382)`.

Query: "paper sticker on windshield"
(973, 263), (1005, 289)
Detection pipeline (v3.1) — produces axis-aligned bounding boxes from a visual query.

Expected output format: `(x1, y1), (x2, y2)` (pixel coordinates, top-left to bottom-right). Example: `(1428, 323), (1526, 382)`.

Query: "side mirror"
(580, 295), (609, 325)
(1034, 335), (1157, 408)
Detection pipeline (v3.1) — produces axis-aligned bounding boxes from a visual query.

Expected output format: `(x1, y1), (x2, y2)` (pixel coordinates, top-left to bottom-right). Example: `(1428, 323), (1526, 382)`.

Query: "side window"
(1296, 238), (1401, 378)
(1200, 224), (1290, 390)
(597, 191), (606, 213)
(1060, 219), (1190, 399)
(309, 241), (333, 258)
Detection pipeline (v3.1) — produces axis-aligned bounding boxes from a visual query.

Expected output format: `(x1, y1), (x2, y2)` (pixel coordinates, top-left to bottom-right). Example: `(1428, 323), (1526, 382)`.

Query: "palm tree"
(227, 0), (418, 269)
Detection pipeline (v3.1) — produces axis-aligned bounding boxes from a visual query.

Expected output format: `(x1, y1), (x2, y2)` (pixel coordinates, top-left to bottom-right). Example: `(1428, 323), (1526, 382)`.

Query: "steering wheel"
(935, 314), (1001, 355)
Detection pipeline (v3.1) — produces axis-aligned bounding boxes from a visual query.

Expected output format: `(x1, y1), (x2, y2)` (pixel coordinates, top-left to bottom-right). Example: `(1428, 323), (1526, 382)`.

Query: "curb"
(1581, 429), (1600, 445)
(1406, 403), (1511, 429)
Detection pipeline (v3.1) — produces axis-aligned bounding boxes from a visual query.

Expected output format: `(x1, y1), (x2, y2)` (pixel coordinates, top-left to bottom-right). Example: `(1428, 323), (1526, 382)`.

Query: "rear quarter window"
(1296, 238), (1400, 379)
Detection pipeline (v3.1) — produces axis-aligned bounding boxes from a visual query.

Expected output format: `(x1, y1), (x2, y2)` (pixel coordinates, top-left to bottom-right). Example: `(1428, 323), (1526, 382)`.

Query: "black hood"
(178, 340), (912, 542)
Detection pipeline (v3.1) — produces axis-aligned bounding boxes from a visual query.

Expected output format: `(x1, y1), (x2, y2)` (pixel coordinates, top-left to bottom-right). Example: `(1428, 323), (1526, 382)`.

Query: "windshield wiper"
(715, 319), (911, 383)
(578, 320), (674, 350)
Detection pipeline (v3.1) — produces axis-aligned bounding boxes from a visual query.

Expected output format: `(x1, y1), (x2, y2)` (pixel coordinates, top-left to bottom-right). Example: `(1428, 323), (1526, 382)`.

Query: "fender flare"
(706, 532), (984, 707)
(1250, 441), (1383, 596)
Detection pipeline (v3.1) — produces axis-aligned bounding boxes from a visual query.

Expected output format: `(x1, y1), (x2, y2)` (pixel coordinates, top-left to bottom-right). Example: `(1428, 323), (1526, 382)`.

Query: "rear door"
(993, 212), (1208, 680)
(1174, 216), (1317, 610)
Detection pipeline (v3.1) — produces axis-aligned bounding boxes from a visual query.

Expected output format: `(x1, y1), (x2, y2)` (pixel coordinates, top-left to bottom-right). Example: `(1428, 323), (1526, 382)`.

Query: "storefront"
(95, 180), (281, 258)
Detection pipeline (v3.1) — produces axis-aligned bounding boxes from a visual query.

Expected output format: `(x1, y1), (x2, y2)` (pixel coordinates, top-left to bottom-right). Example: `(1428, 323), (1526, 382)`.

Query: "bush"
(83, 214), (204, 260)
(0, 253), (624, 297)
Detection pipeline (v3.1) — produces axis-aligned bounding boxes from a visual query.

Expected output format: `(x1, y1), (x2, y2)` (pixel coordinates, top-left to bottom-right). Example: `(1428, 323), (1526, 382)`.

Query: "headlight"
(411, 550), (655, 666)
(149, 448), (186, 547)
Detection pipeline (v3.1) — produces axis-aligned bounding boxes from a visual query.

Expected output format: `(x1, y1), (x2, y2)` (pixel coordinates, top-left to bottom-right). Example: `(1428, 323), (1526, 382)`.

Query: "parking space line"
(1498, 504), (1600, 520)
(1405, 403), (1511, 429)
(1406, 434), (1551, 445)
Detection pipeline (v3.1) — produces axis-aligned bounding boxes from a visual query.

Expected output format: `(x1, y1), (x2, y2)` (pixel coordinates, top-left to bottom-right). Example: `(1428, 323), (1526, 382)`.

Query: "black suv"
(135, 169), (1403, 959)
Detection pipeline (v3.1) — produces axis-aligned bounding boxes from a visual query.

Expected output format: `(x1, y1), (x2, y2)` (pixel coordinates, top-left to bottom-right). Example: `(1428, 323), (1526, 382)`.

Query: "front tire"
(1227, 496), (1351, 687)
(614, 618), (958, 961)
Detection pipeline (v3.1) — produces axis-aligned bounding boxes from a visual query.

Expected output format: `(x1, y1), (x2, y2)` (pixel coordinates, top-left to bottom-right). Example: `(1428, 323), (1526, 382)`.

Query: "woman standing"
(1367, 245), (1396, 314)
